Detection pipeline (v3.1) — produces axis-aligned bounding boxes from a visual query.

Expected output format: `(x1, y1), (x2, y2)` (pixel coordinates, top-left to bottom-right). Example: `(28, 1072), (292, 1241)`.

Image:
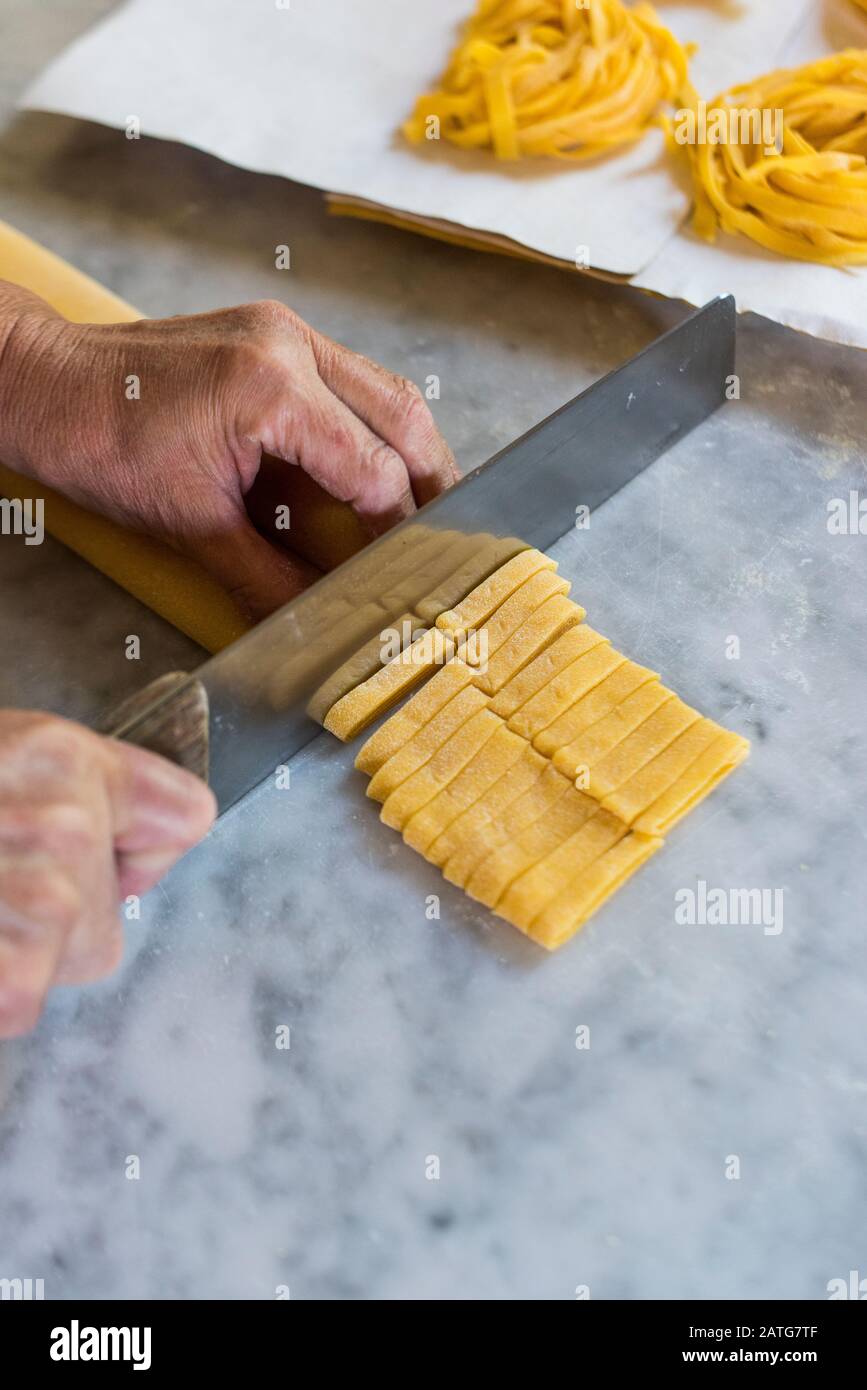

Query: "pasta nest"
(679, 50), (867, 266)
(403, 0), (691, 162)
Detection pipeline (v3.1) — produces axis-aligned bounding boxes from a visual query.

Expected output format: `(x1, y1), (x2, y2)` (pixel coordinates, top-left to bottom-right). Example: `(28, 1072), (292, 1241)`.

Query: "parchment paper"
(20, 0), (867, 347)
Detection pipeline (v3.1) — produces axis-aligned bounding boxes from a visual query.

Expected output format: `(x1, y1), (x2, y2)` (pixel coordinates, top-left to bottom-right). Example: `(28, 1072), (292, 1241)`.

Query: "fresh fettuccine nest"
(402, 0), (691, 161)
(680, 51), (867, 266)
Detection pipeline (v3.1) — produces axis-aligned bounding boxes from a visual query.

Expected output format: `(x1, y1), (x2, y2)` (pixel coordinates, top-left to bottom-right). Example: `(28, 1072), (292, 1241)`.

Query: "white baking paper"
(20, 0), (867, 347)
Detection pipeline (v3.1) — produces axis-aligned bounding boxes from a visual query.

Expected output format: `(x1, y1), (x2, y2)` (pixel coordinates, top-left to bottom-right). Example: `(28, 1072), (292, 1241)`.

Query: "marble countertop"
(1, 1), (866, 1301)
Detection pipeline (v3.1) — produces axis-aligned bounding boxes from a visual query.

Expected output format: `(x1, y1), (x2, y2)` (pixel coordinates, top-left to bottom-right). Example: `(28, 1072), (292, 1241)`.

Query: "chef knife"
(103, 295), (735, 812)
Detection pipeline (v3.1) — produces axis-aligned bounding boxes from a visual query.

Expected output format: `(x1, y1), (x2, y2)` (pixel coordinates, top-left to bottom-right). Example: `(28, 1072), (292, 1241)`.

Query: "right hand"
(0, 286), (459, 621)
(0, 710), (216, 1038)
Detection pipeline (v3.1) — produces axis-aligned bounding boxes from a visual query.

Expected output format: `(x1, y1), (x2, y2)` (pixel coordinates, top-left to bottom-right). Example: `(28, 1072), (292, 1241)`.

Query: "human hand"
(0, 286), (458, 620)
(0, 709), (215, 1038)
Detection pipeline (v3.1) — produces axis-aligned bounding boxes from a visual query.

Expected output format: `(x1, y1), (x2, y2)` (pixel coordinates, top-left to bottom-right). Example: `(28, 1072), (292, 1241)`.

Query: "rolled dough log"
(381, 707), (504, 830)
(402, 724), (528, 855)
(497, 807), (627, 930)
(528, 832), (663, 950)
(426, 743), (547, 870)
(489, 622), (608, 720)
(471, 594), (585, 696)
(435, 548), (556, 640)
(367, 684), (489, 803)
(508, 642), (624, 742)
(633, 730), (750, 836)
(354, 658), (473, 776)
(532, 658), (658, 754)
(554, 694), (700, 796)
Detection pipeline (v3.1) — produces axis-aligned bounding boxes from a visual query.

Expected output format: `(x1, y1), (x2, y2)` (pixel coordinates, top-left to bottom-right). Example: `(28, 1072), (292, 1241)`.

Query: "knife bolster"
(99, 672), (210, 784)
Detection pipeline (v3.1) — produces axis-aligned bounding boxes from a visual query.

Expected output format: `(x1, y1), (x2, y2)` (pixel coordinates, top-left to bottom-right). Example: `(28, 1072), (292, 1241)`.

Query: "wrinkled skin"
(0, 284), (458, 1032)
(0, 711), (216, 1037)
(1, 286), (458, 619)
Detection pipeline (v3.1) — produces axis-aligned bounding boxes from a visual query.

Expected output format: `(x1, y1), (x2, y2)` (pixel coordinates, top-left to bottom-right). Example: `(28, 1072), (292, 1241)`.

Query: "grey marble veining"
(1, 0), (866, 1301)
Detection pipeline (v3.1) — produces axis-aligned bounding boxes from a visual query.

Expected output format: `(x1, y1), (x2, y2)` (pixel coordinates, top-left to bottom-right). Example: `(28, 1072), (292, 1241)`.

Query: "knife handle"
(99, 671), (210, 784)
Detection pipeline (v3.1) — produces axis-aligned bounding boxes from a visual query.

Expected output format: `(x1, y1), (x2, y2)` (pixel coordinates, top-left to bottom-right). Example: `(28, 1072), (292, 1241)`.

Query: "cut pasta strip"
(549, 682), (673, 777)
(324, 626), (459, 740)
(490, 622), (609, 719)
(472, 593), (585, 696)
(445, 762), (572, 889)
(306, 610), (419, 724)
(403, 0), (691, 163)
(427, 743), (547, 869)
(461, 571), (571, 680)
(600, 715), (723, 824)
(533, 659), (658, 754)
(368, 685), (489, 804)
(382, 532), (484, 611)
(509, 642), (625, 742)
(355, 658), (474, 776)
(466, 783), (598, 910)
(555, 694), (700, 796)
(443, 760), (565, 888)
(339, 544), (749, 951)
(403, 724), (528, 855)
(381, 708), (504, 830)
(498, 807), (627, 931)
(415, 536), (526, 625)
(633, 730), (750, 836)
(436, 547), (555, 640)
(528, 832), (663, 950)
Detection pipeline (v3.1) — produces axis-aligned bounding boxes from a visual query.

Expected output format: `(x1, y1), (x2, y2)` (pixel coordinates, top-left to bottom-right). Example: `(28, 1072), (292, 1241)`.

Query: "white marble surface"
(1, 1), (866, 1301)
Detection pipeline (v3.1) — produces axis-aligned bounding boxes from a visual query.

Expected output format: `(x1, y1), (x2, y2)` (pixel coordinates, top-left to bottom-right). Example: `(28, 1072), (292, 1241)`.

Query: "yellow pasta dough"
(633, 729), (750, 836)
(554, 693), (700, 795)
(355, 658), (474, 776)
(426, 743), (547, 869)
(471, 593), (585, 696)
(414, 536), (526, 625)
(403, 0), (691, 162)
(497, 806), (627, 931)
(381, 708), (504, 830)
(381, 532), (482, 611)
(403, 724), (528, 855)
(305, 609), (418, 723)
(445, 762), (572, 889)
(528, 831), (663, 949)
(367, 684), (489, 804)
(436, 547), (555, 640)
(337, 547), (748, 950)
(465, 781), (597, 909)
(490, 621), (609, 719)
(678, 50), (867, 265)
(509, 642), (626, 742)
(532, 658), (658, 755)
(549, 681), (672, 776)
(324, 626), (461, 740)
(600, 715), (724, 824)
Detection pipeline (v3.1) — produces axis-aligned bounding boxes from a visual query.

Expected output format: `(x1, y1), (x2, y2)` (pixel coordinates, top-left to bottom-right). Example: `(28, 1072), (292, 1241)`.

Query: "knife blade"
(105, 295), (735, 812)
